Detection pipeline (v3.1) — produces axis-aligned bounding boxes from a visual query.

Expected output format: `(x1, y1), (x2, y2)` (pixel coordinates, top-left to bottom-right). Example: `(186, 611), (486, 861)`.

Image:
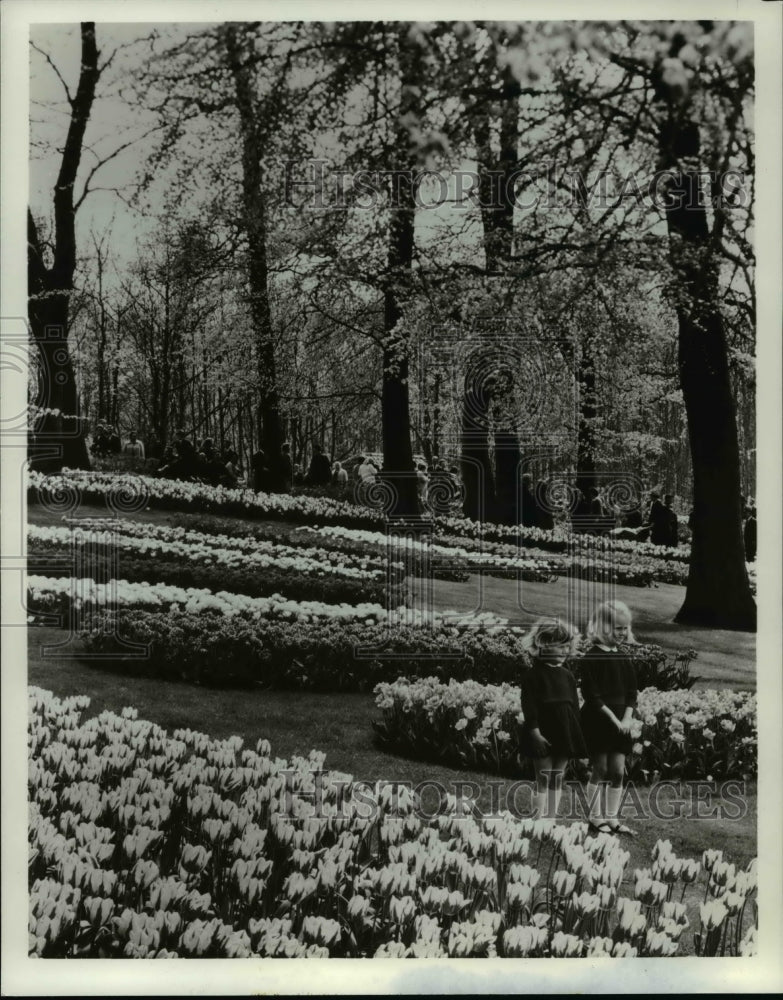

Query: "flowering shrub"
(28, 687), (756, 958)
(373, 678), (757, 782)
(76, 610), (530, 691)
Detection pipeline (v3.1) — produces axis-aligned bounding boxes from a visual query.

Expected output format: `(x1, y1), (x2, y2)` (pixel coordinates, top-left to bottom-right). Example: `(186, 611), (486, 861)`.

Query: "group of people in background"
(156, 430), (242, 488)
(87, 425), (757, 561)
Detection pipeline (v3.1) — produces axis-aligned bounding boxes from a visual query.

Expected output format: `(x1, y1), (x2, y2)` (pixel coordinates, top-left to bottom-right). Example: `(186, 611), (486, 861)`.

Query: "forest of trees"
(28, 20), (756, 627)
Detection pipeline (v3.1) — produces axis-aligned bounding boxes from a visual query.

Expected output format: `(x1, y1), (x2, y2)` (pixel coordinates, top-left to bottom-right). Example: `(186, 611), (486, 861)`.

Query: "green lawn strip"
(28, 627), (756, 956)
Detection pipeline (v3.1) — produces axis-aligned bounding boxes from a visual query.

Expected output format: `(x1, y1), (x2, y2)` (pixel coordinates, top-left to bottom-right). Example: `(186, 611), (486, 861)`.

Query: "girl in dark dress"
(519, 618), (587, 820)
(580, 600), (638, 836)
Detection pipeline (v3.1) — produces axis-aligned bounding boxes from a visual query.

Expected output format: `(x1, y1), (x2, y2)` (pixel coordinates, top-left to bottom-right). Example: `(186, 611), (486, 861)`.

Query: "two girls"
(518, 601), (637, 834)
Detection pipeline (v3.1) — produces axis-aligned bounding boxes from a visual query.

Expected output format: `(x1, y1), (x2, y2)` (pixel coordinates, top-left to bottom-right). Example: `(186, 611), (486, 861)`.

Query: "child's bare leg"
(586, 753), (609, 829)
(533, 756), (567, 819)
(605, 752), (633, 832)
(531, 756), (553, 818)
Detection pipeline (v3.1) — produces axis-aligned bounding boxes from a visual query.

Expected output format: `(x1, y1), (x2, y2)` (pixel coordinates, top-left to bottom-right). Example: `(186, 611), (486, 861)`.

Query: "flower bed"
(304, 525), (739, 591)
(433, 514), (691, 562)
(28, 525), (401, 607)
(373, 678), (757, 782)
(28, 687), (757, 958)
(27, 575), (398, 626)
(27, 470), (691, 563)
(30, 523), (398, 580)
(28, 470), (382, 530)
(75, 610), (529, 691)
(27, 575), (514, 631)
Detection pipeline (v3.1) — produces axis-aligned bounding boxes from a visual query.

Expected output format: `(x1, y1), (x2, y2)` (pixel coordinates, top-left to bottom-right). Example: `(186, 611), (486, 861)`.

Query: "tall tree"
(27, 23), (100, 470)
(378, 24), (423, 517)
(650, 25), (755, 628)
(220, 24), (283, 460)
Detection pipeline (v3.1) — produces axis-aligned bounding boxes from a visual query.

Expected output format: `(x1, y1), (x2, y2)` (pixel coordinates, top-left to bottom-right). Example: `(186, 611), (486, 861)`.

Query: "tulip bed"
(308, 526), (657, 589)
(73, 609), (529, 691)
(373, 678), (757, 782)
(28, 524), (402, 608)
(30, 470), (759, 594)
(27, 575), (515, 631)
(28, 470), (382, 530)
(28, 687), (757, 959)
(30, 586), (695, 694)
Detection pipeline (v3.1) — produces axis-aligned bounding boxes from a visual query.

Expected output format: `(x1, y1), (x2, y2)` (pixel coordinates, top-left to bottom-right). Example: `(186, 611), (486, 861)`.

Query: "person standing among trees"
(520, 474), (538, 527)
(416, 463), (429, 507)
(251, 448), (270, 493)
(647, 492), (669, 546)
(663, 494), (679, 547)
(107, 425), (121, 454)
(277, 442), (294, 493)
(91, 423), (110, 458)
(223, 449), (243, 487)
(306, 444), (332, 486)
(122, 430), (145, 465)
(357, 455), (376, 483)
(587, 486), (603, 517)
(332, 460), (348, 492)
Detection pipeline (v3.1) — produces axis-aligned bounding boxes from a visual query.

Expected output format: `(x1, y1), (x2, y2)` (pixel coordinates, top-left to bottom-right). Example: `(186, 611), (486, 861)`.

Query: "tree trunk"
(658, 113), (755, 630)
(462, 55), (522, 522)
(27, 23), (100, 472)
(575, 330), (598, 495)
(222, 25), (283, 461)
(379, 28), (419, 517)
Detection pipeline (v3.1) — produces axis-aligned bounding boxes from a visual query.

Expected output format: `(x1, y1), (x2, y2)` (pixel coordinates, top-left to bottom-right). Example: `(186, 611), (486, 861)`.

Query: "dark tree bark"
(379, 27), (419, 517)
(27, 22), (100, 471)
(656, 82), (755, 629)
(461, 50), (522, 522)
(575, 329), (598, 495)
(460, 355), (496, 522)
(222, 25), (283, 462)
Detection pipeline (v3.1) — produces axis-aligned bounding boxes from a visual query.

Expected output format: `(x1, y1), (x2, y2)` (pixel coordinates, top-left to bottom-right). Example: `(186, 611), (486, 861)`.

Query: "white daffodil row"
(29, 469), (379, 526)
(28, 523), (393, 583)
(309, 524), (757, 591)
(307, 525), (559, 576)
(30, 470), (698, 563)
(26, 575), (513, 631)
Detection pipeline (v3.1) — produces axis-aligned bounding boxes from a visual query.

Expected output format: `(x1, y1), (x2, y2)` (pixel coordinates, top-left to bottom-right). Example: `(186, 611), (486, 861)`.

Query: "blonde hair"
(587, 600), (636, 645)
(521, 617), (579, 657)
